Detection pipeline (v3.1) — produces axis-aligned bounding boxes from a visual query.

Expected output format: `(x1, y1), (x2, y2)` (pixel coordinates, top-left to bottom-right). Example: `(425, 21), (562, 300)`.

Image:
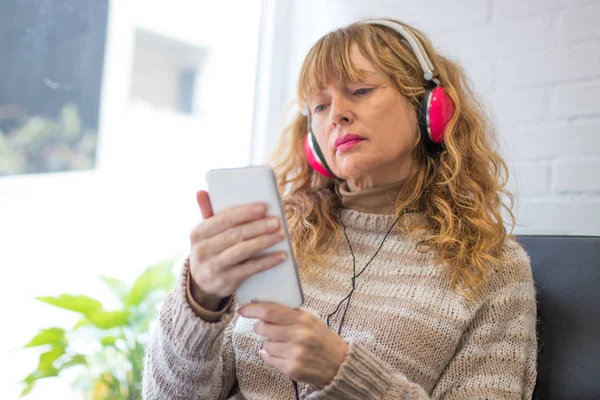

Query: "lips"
(334, 134), (366, 149)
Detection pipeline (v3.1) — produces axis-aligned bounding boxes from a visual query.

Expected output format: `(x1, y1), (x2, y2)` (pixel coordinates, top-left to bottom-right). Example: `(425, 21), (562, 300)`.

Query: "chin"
(333, 159), (375, 180)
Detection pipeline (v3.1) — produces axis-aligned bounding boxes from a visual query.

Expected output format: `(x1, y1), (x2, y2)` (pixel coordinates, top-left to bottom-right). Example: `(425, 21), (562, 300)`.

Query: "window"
(130, 29), (207, 115)
(0, 1), (107, 176)
(1, 1), (263, 398)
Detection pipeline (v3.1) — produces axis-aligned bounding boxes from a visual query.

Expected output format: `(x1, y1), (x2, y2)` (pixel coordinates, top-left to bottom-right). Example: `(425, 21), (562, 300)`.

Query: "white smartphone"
(205, 165), (304, 308)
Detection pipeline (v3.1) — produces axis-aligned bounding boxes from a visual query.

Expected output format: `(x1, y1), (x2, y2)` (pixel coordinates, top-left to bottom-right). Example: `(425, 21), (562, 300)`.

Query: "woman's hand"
(189, 191), (287, 304)
(238, 302), (349, 387)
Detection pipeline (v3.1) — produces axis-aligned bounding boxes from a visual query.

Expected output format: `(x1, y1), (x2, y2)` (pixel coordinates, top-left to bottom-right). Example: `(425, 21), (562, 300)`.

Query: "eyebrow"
(307, 69), (384, 98)
(358, 69), (382, 76)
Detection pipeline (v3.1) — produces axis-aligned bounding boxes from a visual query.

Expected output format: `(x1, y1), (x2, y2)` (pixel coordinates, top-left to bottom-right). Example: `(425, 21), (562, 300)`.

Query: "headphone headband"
(361, 19), (438, 83)
(300, 19), (438, 116)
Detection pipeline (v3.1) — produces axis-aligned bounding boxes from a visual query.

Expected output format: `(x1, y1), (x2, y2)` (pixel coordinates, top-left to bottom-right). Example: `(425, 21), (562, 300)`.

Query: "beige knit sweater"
(143, 182), (538, 399)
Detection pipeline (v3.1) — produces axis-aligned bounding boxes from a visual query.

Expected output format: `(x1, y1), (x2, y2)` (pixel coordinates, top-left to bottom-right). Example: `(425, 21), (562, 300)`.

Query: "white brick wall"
(494, 0), (598, 19)
(553, 80), (600, 117)
(265, 0), (600, 235)
(496, 42), (600, 87)
(553, 158), (600, 192)
(562, 3), (600, 42)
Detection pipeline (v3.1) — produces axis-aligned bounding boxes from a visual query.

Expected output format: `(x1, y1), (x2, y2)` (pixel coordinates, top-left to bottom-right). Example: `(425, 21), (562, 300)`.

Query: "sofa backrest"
(517, 235), (600, 400)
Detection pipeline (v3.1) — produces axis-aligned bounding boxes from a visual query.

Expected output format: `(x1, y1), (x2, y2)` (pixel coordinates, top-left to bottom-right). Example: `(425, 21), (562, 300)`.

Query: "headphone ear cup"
(304, 132), (335, 178)
(418, 86), (455, 153)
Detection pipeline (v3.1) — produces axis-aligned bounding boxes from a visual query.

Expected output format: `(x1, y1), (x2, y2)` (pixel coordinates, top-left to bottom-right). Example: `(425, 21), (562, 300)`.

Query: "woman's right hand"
(189, 190), (287, 306)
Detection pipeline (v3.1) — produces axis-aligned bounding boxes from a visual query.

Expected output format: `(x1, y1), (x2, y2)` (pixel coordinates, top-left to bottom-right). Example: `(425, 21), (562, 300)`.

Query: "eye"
(314, 104), (327, 113)
(353, 88), (372, 96)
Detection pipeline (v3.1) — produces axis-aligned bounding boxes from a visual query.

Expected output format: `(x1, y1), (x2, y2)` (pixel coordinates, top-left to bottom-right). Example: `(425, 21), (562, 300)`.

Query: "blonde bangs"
(297, 24), (426, 112)
(298, 30), (367, 106)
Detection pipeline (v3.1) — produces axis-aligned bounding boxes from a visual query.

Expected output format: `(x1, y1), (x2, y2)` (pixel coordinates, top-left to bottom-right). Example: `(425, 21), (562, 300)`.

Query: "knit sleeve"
(306, 241), (538, 400)
(142, 259), (239, 400)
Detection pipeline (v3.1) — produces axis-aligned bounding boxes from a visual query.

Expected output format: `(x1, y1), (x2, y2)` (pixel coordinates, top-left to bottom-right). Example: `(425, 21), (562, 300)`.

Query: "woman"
(143, 19), (537, 399)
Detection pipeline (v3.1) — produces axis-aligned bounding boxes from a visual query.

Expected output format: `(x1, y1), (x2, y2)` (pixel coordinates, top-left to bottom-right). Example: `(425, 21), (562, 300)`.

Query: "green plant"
(20, 258), (177, 399)
(0, 102), (97, 176)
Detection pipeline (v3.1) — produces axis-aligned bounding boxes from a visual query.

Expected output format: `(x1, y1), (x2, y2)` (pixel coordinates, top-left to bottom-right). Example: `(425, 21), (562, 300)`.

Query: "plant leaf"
(21, 352), (86, 397)
(59, 354), (88, 369)
(36, 294), (103, 316)
(125, 259), (175, 307)
(129, 341), (145, 396)
(72, 319), (90, 330)
(100, 336), (118, 347)
(99, 276), (129, 302)
(38, 345), (65, 374)
(87, 310), (130, 330)
(20, 373), (38, 398)
(24, 327), (66, 348)
(20, 364), (61, 397)
(20, 381), (35, 397)
(94, 372), (123, 398)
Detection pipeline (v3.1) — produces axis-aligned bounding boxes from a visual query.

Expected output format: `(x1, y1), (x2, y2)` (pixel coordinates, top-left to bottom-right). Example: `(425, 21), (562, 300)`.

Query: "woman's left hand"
(238, 302), (349, 387)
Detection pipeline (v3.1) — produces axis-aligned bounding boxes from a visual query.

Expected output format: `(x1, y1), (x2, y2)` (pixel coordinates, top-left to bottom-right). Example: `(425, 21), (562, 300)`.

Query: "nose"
(329, 91), (353, 129)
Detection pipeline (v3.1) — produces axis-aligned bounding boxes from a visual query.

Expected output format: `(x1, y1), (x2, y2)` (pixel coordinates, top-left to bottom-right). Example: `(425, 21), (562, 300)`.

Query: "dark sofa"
(517, 236), (600, 400)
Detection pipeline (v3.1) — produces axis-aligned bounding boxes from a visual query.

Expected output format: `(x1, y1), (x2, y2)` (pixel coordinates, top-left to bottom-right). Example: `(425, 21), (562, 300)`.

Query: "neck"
(337, 179), (405, 214)
(345, 160), (412, 191)
(345, 176), (404, 191)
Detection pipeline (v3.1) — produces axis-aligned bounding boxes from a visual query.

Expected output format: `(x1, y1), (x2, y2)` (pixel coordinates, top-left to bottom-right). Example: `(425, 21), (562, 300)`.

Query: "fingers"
(193, 202), (268, 240)
(189, 189), (290, 299)
(201, 216), (281, 256)
(258, 348), (287, 371)
(196, 190), (214, 219)
(258, 342), (301, 380)
(228, 250), (288, 284)
(239, 302), (301, 324)
(253, 320), (296, 342)
(190, 220), (285, 295)
(260, 340), (290, 359)
(212, 230), (285, 268)
(193, 251), (287, 298)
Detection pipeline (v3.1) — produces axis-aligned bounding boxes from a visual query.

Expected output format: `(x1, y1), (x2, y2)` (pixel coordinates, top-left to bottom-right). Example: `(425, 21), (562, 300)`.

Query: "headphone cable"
(291, 209), (414, 398)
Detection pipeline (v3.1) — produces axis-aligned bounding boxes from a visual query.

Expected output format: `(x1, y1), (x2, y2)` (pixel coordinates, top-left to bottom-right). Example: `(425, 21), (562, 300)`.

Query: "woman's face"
(307, 44), (418, 191)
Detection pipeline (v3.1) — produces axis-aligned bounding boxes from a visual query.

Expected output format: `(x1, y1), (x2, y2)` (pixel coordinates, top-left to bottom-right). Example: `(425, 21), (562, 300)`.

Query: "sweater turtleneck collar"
(336, 179), (427, 232)
(337, 180), (404, 215)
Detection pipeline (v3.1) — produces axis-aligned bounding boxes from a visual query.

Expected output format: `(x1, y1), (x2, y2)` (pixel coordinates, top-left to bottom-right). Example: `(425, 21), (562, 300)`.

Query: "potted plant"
(20, 258), (178, 399)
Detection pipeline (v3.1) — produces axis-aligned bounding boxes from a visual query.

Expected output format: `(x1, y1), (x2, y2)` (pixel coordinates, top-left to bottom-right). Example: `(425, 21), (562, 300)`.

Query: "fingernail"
(266, 218), (279, 230)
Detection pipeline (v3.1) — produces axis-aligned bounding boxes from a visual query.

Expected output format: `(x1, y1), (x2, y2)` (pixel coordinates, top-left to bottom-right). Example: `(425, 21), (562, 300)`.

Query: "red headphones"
(303, 19), (455, 179)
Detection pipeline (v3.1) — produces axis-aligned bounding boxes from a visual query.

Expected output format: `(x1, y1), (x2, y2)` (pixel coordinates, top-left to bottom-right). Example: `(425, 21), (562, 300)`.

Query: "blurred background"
(1, 0), (598, 398)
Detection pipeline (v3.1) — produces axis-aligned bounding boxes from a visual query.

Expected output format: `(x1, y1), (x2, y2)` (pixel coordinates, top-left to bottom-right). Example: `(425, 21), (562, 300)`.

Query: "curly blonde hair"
(268, 19), (515, 300)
